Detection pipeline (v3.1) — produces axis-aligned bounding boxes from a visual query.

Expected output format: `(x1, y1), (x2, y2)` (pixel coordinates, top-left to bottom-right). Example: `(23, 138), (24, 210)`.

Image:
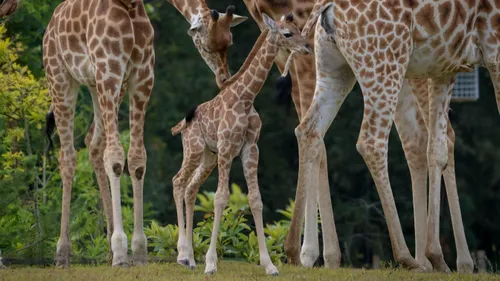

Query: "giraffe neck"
(167, 0), (208, 23)
(225, 29), (279, 103)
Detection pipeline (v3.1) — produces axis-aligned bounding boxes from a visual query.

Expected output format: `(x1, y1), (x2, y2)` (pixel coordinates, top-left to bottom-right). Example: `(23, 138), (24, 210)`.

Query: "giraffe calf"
(171, 13), (311, 275)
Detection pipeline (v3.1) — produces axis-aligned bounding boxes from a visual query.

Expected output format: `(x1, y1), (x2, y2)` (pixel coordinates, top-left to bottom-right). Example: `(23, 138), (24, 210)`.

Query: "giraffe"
(0, 0), (17, 17)
(245, 0), (472, 272)
(242, 0), (342, 268)
(43, 0), (249, 267)
(43, 0), (156, 267)
(166, 0), (248, 88)
(291, 0), (498, 273)
(170, 13), (311, 275)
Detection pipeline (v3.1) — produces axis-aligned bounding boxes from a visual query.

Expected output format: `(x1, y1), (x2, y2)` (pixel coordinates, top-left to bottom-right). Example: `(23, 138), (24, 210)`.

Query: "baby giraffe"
(171, 14), (311, 275)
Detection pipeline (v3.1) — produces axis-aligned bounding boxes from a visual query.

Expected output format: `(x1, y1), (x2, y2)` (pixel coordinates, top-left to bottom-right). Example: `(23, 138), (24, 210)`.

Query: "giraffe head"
(187, 5), (248, 88)
(262, 13), (312, 55)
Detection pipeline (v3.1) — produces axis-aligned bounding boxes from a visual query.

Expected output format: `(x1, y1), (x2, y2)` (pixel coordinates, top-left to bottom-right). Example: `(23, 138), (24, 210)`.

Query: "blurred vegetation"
(0, 0), (499, 272)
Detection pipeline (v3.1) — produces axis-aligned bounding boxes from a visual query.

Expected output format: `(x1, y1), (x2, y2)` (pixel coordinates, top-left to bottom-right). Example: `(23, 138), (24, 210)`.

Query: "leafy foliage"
(144, 183), (291, 266)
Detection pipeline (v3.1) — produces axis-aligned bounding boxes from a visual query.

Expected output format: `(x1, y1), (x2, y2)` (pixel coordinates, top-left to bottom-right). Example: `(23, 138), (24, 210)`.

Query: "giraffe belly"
(406, 38), (481, 79)
(64, 56), (96, 86)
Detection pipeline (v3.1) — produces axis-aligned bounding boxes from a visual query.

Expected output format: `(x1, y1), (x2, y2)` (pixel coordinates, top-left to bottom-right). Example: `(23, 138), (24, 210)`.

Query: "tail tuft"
(171, 106), (198, 136)
(274, 71), (292, 106)
(45, 110), (56, 151)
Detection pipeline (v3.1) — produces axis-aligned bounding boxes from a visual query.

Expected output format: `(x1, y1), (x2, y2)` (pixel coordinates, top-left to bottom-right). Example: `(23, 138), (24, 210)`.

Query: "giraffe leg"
(241, 142), (279, 275)
(51, 77), (80, 268)
(442, 118), (473, 273)
(394, 80), (432, 271)
(301, 143), (339, 269)
(484, 60), (500, 113)
(423, 77), (454, 273)
(86, 87), (114, 265)
(300, 148), (320, 268)
(205, 147), (235, 275)
(184, 149), (217, 269)
(173, 138), (204, 266)
(295, 25), (354, 269)
(95, 70), (128, 267)
(127, 62), (154, 266)
(317, 146), (341, 269)
(283, 66), (307, 267)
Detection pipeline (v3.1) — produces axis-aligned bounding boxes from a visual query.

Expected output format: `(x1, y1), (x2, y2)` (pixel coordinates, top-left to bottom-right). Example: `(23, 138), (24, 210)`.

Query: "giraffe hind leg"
(442, 117), (473, 273)
(127, 59), (155, 266)
(395, 80), (432, 271)
(49, 75), (80, 268)
(172, 133), (205, 267)
(86, 87), (115, 265)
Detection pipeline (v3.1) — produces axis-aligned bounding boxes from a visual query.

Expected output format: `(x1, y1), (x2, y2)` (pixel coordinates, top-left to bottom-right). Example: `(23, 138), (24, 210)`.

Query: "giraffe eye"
(284, 33), (293, 38)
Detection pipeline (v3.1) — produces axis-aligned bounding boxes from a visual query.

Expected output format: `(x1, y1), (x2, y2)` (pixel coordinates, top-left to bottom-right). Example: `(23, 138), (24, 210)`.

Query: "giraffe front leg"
(184, 150), (217, 269)
(241, 142), (279, 275)
(204, 149), (234, 275)
(424, 77), (455, 273)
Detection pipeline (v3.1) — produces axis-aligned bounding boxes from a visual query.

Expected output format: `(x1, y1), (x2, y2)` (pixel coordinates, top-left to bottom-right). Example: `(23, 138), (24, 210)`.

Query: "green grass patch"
(1, 261), (499, 281)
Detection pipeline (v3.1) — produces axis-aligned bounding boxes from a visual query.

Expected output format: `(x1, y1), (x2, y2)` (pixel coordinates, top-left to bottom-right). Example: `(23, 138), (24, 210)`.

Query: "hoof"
(410, 265), (430, 273)
(112, 256), (130, 267)
(427, 252), (451, 273)
(457, 262), (474, 274)
(285, 248), (301, 266)
(132, 254), (148, 267)
(177, 259), (189, 267)
(55, 255), (70, 269)
(204, 269), (217, 275)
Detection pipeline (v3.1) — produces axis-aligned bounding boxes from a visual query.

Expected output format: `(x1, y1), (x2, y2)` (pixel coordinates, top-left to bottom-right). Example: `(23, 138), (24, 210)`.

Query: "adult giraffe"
(244, 0), (472, 273)
(43, 0), (246, 267)
(293, 0), (491, 273)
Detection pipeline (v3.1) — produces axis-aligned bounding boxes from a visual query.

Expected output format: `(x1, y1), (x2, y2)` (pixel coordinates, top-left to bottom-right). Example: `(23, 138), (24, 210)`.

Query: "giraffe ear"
(230, 14), (248, 27)
(262, 13), (277, 31)
(320, 2), (336, 34)
(188, 17), (203, 37)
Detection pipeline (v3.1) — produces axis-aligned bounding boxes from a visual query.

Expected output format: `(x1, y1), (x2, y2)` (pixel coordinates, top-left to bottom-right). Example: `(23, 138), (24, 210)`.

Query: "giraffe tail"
(45, 105), (56, 151)
(171, 106), (197, 136)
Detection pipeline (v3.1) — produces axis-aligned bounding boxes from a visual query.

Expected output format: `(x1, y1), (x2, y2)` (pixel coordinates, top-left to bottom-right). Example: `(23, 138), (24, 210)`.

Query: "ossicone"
(211, 9), (219, 21)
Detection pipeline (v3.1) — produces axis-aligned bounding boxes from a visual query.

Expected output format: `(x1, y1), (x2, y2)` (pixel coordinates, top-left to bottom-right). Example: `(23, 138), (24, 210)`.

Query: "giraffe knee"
(112, 163), (123, 176)
(356, 139), (386, 164)
(127, 147), (147, 181)
(248, 191), (263, 212)
(428, 139), (448, 170)
(295, 125), (322, 162)
(134, 167), (145, 180)
(184, 185), (197, 205)
(214, 189), (230, 210)
(104, 146), (125, 177)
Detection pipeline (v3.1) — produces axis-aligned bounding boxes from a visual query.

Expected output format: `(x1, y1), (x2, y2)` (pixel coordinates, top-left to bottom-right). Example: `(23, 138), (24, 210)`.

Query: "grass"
(2, 261), (500, 281)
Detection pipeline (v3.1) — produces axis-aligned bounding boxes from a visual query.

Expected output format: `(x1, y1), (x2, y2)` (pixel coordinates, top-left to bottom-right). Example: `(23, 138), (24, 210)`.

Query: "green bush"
(144, 183), (292, 266)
